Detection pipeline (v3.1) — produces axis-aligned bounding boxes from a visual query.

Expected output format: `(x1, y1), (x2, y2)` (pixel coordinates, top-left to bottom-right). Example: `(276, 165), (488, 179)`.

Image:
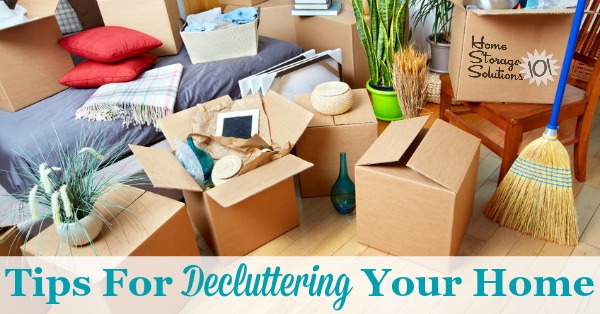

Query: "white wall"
(409, 5), (435, 55)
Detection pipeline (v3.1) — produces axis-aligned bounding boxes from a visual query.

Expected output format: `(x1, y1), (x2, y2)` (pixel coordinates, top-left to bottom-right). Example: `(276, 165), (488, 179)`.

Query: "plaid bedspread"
(76, 63), (184, 128)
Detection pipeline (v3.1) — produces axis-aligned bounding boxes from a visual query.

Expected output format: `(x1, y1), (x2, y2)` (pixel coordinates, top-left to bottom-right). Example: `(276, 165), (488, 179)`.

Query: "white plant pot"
(55, 213), (104, 246)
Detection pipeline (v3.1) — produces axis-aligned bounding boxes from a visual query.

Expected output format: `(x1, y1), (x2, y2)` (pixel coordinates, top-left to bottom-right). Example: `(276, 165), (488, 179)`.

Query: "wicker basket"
(311, 82), (353, 115)
(181, 18), (258, 64)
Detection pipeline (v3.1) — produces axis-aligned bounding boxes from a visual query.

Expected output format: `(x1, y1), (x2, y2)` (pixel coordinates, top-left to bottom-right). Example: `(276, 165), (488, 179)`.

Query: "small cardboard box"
(131, 91), (314, 256)
(449, 1), (576, 104)
(0, 0), (74, 112)
(355, 116), (481, 256)
(0, 225), (25, 256)
(294, 10), (370, 89)
(97, 0), (183, 56)
(224, 0), (297, 44)
(22, 187), (200, 256)
(294, 88), (377, 197)
(219, 0), (267, 6)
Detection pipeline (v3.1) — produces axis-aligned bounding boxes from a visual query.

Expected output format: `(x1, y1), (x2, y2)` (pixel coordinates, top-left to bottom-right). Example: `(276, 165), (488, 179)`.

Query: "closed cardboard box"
(97, 0), (183, 56)
(356, 116), (480, 256)
(449, 0), (575, 103)
(0, 0), (74, 112)
(220, 0), (267, 6)
(22, 187), (200, 256)
(132, 91), (314, 256)
(295, 88), (377, 197)
(224, 0), (297, 44)
(294, 11), (370, 89)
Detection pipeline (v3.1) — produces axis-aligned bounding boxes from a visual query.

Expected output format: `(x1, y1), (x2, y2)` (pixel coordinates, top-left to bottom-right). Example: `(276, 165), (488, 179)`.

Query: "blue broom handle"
(548, 0), (587, 130)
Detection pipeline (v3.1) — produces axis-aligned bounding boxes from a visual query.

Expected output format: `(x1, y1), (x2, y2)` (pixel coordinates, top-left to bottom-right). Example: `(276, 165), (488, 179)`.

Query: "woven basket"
(311, 81), (353, 115)
(181, 18), (258, 64)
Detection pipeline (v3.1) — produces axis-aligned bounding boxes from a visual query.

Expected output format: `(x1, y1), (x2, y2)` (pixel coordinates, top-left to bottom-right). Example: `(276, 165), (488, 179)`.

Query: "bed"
(0, 36), (303, 195)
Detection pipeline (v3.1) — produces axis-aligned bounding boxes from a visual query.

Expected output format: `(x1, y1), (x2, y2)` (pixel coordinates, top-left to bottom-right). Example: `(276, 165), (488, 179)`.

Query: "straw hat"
(311, 81), (353, 115)
(212, 155), (243, 186)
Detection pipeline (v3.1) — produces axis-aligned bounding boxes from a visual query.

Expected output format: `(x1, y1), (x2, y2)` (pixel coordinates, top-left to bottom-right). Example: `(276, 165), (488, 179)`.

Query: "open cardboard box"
(294, 88), (377, 197)
(0, 0), (74, 112)
(449, 0), (577, 104)
(355, 116), (481, 256)
(131, 91), (314, 256)
(97, 0), (183, 56)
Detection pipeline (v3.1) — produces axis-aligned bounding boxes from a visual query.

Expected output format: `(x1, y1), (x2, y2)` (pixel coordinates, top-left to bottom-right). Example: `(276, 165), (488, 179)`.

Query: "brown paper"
(190, 93), (288, 176)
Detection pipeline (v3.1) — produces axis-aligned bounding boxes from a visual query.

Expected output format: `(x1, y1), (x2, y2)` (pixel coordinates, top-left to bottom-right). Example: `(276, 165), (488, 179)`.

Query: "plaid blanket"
(76, 63), (184, 128)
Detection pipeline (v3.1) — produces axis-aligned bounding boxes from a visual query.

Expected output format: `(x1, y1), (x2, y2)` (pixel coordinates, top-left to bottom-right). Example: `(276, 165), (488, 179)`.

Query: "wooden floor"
(197, 102), (600, 257)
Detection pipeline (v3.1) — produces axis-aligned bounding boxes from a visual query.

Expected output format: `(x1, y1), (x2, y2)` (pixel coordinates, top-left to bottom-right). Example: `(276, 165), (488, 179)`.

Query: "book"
(291, 1), (342, 16)
(294, 0), (329, 3)
(294, 0), (331, 10)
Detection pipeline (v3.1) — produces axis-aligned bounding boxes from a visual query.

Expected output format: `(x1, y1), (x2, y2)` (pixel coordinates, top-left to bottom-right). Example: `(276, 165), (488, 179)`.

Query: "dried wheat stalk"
(392, 46), (429, 119)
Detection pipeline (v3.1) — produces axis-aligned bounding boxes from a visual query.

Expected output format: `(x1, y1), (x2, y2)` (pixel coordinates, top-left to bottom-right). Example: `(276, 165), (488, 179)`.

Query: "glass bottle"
(330, 152), (356, 215)
(187, 137), (214, 189)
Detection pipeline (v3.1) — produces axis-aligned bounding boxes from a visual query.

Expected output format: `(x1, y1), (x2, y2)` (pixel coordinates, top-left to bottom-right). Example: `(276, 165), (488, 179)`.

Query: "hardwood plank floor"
(217, 102), (600, 257)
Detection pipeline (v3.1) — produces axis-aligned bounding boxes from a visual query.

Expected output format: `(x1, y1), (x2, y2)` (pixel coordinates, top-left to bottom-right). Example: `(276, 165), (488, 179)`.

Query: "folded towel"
(76, 63), (184, 128)
(219, 7), (258, 25)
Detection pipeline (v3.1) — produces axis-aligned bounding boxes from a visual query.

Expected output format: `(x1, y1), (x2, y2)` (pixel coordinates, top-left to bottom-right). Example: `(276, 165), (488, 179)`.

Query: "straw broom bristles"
(483, 132), (578, 246)
(392, 45), (429, 119)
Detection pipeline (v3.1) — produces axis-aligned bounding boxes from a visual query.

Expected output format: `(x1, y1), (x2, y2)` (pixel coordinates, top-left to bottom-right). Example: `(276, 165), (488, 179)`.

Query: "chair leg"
(573, 114), (594, 182)
(498, 123), (523, 184)
(440, 76), (453, 122)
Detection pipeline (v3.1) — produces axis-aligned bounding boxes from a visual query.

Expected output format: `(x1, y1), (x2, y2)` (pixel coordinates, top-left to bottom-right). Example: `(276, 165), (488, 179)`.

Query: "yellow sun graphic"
(518, 50), (560, 86)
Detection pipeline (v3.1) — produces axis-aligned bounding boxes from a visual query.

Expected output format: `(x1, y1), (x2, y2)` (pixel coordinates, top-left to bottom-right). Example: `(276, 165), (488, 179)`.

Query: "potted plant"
(352, 0), (411, 121)
(1, 132), (144, 251)
(411, 0), (454, 73)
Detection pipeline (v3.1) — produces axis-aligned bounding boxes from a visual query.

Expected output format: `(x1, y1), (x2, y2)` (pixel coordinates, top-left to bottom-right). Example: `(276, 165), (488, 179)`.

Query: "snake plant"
(352, 0), (410, 87)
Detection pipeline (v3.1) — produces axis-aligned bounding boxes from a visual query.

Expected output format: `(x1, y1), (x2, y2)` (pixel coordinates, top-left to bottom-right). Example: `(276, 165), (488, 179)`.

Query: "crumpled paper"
(190, 93), (291, 176)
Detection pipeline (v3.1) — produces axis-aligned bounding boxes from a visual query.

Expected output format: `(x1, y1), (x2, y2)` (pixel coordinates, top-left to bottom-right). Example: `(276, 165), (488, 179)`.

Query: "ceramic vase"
(330, 152), (356, 215)
(55, 212), (103, 246)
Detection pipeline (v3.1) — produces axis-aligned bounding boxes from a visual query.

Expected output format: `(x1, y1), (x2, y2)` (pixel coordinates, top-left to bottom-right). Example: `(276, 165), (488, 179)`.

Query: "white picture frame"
(215, 109), (260, 139)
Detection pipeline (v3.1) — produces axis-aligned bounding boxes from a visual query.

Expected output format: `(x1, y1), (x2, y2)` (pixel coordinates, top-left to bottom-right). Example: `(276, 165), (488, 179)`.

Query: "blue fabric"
(218, 7), (258, 24)
(185, 22), (216, 32)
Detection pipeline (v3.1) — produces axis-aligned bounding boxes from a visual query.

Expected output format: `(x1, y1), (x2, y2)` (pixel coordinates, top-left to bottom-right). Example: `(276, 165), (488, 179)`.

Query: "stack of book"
(291, 0), (342, 16)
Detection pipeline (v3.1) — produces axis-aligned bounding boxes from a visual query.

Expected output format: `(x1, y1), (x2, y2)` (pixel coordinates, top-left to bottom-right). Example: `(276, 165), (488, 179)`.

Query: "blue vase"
(187, 137), (214, 188)
(330, 152), (356, 215)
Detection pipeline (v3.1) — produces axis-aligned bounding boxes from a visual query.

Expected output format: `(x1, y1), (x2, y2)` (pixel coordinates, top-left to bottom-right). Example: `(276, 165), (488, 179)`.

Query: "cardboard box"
(449, 1), (575, 104)
(22, 187), (200, 256)
(224, 0), (297, 44)
(295, 10), (369, 89)
(294, 88), (377, 197)
(0, 225), (25, 256)
(131, 91), (314, 256)
(0, 0), (74, 112)
(355, 116), (480, 256)
(97, 0), (183, 56)
(220, 0), (267, 6)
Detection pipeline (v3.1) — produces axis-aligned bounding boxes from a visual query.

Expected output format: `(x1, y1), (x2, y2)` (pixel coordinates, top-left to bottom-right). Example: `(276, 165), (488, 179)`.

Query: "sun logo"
(518, 50), (560, 86)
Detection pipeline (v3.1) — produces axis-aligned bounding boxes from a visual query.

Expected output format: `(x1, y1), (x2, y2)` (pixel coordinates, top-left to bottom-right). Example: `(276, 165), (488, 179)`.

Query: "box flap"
(16, 0), (59, 18)
(206, 154), (312, 207)
(263, 90), (314, 147)
(293, 93), (335, 128)
(356, 116), (429, 166)
(334, 89), (377, 126)
(157, 95), (234, 150)
(129, 145), (203, 192)
(407, 120), (481, 193)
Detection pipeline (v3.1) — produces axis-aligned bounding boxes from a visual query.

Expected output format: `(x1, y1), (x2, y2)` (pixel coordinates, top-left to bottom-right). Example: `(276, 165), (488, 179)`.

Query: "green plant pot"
(366, 80), (403, 121)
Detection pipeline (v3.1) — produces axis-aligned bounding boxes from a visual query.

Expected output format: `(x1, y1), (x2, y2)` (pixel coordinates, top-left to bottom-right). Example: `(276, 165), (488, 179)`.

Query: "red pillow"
(59, 26), (162, 63)
(59, 54), (158, 88)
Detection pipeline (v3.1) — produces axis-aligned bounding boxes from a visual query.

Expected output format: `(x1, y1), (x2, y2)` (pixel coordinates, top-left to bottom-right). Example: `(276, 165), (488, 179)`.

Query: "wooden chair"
(440, 0), (600, 184)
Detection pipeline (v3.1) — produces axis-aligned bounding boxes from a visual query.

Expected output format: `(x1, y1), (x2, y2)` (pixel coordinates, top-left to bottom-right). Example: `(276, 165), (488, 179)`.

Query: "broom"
(483, 0), (587, 246)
